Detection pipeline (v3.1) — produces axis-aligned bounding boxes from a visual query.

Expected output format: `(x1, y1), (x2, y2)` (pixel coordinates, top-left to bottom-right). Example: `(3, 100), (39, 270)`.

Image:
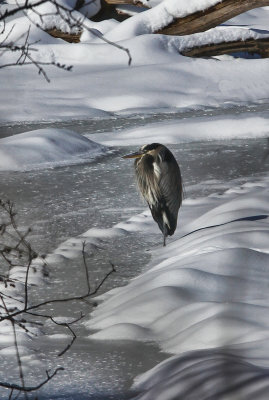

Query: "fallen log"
(104, 0), (146, 5)
(46, 28), (82, 43)
(181, 37), (269, 58)
(157, 0), (269, 36)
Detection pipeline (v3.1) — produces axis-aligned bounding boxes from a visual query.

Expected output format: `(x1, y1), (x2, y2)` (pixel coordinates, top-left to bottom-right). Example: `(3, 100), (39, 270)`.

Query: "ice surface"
(0, 255), (46, 390)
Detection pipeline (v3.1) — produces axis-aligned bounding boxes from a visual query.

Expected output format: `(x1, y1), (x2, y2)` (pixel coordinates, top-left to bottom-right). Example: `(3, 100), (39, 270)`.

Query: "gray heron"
(123, 143), (182, 246)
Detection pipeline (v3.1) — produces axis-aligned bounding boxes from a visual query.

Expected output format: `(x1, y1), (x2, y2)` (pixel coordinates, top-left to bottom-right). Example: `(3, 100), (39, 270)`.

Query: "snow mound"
(0, 128), (108, 171)
(132, 346), (269, 400)
(27, 0), (101, 34)
(90, 114), (269, 146)
(85, 175), (269, 399)
(104, 0), (222, 41)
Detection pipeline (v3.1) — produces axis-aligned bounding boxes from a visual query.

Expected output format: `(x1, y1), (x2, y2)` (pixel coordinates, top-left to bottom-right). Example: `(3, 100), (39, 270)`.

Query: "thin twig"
(26, 311), (84, 356)
(82, 241), (91, 294)
(0, 199), (116, 396)
(0, 296), (28, 400)
(0, 260), (116, 323)
(0, 368), (64, 391)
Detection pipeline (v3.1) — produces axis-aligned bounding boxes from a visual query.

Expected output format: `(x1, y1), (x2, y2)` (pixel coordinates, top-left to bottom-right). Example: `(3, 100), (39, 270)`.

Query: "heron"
(123, 143), (182, 246)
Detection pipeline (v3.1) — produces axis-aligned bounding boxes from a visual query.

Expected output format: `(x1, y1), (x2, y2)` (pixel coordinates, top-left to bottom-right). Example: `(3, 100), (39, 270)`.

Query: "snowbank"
(1, 6), (269, 121)
(90, 114), (269, 146)
(103, 2), (267, 41)
(84, 175), (269, 399)
(132, 345), (269, 399)
(0, 128), (108, 171)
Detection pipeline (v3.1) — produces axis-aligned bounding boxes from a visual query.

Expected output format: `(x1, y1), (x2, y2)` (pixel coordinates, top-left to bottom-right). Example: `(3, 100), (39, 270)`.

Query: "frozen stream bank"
(0, 106), (269, 399)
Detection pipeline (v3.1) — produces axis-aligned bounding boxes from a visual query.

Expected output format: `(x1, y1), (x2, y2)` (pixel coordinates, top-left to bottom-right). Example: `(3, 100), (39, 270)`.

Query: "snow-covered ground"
(1, 2), (269, 121)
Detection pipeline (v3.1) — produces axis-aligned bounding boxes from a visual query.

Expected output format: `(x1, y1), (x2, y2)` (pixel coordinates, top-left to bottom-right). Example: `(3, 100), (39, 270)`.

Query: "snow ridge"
(86, 177), (269, 400)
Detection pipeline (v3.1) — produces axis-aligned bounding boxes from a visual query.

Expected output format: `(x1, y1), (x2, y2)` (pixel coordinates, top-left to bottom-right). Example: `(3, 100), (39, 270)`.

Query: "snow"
(140, 0), (221, 13)
(43, 112), (269, 264)
(1, 5), (269, 121)
(7, 0), (101, 34)
(104, 0), (222, 40)
(85, 176), (269, 399)
(132, 347), (269, 400)
(27, 0), (100, 34)
(0, 128), (108, 171)
(2, 1), (269, 398)
(90, 114), (269, 146)
(51, 225), (128, 260)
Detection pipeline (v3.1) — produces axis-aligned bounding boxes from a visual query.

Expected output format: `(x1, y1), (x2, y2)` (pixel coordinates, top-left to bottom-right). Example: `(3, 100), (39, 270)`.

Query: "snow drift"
(1, 4), (269, 121)
(85, 176), (269, 399)
(90, 114), (269, 146)
(0, 128), (108, 171)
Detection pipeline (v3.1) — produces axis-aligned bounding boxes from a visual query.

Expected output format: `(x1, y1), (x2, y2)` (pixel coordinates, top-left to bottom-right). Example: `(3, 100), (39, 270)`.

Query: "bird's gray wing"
(155, 147), (182, 235)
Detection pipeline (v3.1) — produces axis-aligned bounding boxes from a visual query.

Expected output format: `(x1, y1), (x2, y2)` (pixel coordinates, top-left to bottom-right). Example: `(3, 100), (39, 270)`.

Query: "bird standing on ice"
(123, 143), (182, 246)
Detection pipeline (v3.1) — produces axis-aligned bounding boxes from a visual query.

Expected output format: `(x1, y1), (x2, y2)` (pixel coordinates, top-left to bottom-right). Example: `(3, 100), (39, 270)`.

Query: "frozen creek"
(0, 105), (269, 399)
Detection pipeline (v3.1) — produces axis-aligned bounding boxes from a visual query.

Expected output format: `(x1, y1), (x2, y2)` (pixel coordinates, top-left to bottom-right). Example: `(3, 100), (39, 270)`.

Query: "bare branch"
(0, 0), (50, 22)
(0, 296), (28, 399)
(0, 197), (116, 383)
(0, 368), (64, 392)
(82, 241), (91, 294)
(26, 310), (84, 356)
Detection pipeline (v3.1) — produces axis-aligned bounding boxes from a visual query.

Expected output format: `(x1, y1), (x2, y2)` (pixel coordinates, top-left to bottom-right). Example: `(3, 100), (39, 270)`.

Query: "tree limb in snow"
(181, 37), (269, 58)
(104, 0), (146, 6)
(157, 0), (269, 36)
(0, 0), (132, 80)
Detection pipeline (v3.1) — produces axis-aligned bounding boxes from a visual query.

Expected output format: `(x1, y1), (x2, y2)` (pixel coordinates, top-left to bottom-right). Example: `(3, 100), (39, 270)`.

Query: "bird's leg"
(163, 221), (167, 247)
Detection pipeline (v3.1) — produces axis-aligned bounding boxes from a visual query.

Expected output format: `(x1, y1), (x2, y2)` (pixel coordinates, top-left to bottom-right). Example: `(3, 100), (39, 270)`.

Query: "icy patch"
(50, 220), (146, 261)
(0, 128), (108, 171)
(0, 255), (47, 390)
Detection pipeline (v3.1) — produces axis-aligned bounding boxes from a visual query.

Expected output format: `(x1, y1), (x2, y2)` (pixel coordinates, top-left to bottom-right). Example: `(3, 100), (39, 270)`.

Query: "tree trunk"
(157, 0), (269, 36)
(46, 28), (82, 43)
(104, 0), (146, 5)
(181, 37), (269, 58)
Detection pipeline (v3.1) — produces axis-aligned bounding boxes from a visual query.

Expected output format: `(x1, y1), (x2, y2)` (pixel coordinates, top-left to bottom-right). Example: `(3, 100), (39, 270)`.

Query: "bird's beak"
(122, 151), (143, 159)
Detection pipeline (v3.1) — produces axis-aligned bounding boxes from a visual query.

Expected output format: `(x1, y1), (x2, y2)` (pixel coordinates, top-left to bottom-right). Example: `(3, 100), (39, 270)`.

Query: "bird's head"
(122, 143), (161, 159)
